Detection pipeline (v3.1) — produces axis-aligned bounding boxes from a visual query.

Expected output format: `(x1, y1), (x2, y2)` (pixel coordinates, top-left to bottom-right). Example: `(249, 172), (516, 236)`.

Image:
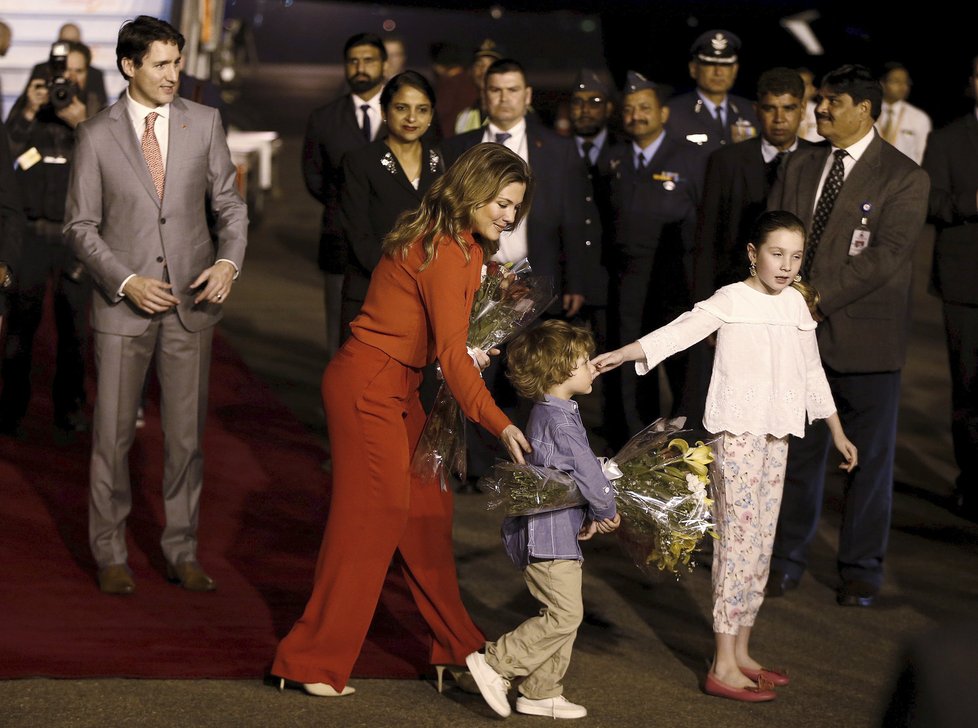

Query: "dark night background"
(223, 0), (975, 129)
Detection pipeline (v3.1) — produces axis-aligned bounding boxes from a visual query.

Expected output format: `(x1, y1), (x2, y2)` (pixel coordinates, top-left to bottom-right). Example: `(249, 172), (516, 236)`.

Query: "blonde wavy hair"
(382, 143), (533, 269)
(506, 320), (595, 400)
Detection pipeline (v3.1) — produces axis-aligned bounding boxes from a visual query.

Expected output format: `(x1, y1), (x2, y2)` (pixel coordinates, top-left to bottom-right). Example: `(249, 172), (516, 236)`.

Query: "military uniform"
(610, 72), (708, 438)
(666, 29), (758, 153)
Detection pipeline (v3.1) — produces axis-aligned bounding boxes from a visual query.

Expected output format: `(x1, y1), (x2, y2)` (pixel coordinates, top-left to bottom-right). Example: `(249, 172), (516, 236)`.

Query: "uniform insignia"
(711, 33), (728, 52)
(653, 171), (681, 190)
(686, 133), (709, 145)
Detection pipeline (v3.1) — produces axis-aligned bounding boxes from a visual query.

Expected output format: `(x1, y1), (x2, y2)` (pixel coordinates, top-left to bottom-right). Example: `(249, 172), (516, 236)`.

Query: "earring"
(749, 262), (757, 277)
(793, 274), (802, 283)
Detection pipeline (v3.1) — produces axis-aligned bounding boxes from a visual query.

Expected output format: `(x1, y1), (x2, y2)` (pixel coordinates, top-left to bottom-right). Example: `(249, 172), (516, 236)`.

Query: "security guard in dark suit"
(609, 71), (707, 440)
(665, 29), (758, 153)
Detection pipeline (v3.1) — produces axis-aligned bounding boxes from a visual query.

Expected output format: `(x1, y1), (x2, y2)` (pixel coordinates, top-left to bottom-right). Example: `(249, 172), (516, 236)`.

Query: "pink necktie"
(142, 111), (165, 199)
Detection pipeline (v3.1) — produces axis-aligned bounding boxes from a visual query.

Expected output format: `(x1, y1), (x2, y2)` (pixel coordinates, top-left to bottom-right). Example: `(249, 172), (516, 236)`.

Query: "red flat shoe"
(704, 672), (777, 702)
(740, 666), (790, 687)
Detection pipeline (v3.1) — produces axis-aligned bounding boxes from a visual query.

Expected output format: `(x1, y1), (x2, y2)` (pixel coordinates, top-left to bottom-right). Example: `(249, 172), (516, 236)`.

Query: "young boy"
(466, 320), (620, 719)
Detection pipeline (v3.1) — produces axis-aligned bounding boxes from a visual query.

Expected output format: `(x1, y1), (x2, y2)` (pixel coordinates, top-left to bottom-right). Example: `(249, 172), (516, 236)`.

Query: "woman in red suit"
(272, 143), (533, 696)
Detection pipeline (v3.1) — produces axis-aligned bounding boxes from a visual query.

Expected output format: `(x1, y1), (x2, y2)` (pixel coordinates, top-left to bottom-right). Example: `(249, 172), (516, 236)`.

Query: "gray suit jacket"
(64, 96), (247, 336)
(769, 132), (929, 372)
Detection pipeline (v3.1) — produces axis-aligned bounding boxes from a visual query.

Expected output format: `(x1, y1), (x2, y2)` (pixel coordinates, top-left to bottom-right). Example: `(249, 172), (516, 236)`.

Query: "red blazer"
(351, 232), (511, 437)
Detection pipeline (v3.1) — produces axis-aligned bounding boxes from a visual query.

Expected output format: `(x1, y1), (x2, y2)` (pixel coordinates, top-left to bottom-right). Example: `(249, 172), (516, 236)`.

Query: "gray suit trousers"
(89, 310), (213, 568)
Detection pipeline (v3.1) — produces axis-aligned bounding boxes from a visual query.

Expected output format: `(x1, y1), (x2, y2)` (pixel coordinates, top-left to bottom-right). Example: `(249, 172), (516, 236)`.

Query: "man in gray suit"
(766, 64), (928, 607)
(64, 16), (247, 595)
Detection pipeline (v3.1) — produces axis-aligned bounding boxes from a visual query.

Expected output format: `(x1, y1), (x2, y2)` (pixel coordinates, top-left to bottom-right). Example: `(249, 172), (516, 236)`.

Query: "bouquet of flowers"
(478, 417), (718, 576)
(411, 258), (555, 490)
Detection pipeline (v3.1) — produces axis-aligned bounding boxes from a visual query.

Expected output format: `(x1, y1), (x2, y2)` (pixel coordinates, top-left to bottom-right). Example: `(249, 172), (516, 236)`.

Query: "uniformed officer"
(569, 68), (621, 329)
(666, 29), (758, 152)
(569, 68), (626, 444)
(609, 71), (708, 440)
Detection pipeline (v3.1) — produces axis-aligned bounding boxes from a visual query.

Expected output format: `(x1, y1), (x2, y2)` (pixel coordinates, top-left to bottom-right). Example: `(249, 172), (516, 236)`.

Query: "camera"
(47, 42), (78, 111)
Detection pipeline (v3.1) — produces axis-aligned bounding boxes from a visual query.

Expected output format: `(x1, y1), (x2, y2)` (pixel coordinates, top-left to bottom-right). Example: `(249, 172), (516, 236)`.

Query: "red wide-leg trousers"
(271, 338), (485, 689)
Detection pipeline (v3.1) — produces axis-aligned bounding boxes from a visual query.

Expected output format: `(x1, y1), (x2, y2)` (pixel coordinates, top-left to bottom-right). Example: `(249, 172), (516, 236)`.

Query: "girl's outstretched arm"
(591, 341), (646, 374)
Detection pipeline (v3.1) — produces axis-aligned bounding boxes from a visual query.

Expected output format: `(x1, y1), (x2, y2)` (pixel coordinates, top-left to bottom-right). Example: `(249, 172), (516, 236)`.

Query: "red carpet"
(0, 327), (431, 679)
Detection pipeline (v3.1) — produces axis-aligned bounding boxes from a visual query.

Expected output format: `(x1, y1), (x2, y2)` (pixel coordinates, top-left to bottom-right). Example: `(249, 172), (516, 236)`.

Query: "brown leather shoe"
(166, 561), (217, 592)
(98, 564), (135, 595)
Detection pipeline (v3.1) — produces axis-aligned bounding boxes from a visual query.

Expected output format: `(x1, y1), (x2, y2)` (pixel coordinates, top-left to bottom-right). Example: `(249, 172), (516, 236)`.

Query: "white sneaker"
(465, 651), (512, 717)
(516, 695), (587, 719)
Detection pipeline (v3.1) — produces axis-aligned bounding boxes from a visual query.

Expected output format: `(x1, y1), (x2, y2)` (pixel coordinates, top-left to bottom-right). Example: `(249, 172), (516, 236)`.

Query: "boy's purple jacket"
(501, 395), (617, 568)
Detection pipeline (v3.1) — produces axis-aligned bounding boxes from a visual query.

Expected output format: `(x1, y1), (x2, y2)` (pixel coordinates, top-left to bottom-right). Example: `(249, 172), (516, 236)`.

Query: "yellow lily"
(668, 438), (715, 478)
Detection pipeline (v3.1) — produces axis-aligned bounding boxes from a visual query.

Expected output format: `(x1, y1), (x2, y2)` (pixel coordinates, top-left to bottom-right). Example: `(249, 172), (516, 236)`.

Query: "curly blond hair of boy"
(506, 320), (595, 400)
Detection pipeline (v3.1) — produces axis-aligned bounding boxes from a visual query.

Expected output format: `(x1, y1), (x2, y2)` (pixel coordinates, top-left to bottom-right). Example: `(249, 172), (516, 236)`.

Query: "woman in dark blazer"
(339, 71), (444, 337)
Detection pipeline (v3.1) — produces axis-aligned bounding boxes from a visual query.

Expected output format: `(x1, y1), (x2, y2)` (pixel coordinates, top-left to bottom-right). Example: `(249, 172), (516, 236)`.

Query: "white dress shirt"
(126, 90), (170, 170)
(760, 136), (799, 163)
(351, 92), (383, 141)
(875, 100), (932, 165)
(798, 100), (822, 142)
(812, 127), (876, 213)
(483, 118), (529, 264)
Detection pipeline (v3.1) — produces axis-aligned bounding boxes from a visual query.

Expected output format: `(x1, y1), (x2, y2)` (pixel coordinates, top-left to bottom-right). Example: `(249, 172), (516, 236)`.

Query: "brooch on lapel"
(653, 171), (681, 191)
(428, 148), (441, 173)
(380, 151), (398, 175)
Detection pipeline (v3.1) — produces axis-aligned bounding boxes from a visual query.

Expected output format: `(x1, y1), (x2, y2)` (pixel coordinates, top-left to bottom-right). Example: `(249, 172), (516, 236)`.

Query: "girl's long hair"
(382, 143), (533, 269)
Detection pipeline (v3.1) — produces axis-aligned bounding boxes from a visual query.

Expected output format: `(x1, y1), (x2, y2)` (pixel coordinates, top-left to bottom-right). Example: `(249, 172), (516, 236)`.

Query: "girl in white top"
(593, 211), (857, 703)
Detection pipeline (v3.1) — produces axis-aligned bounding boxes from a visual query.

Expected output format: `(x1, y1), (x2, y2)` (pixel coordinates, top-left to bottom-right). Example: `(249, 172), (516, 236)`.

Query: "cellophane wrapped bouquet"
(478, 417), (718, 575)
(411, 258), (555, 490)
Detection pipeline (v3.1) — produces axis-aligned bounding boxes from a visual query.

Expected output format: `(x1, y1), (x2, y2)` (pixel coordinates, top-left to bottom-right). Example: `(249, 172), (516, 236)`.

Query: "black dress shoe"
(765, 570), (799, 598)
(837, 580), (878, 607)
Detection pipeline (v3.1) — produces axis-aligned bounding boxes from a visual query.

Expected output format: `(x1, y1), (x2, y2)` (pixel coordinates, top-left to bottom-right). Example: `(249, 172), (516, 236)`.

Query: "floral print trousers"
(711, 431), (789, 634)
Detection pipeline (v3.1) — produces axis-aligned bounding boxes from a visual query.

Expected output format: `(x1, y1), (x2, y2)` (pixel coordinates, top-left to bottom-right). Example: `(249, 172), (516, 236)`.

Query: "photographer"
(0, 42), (103, 440)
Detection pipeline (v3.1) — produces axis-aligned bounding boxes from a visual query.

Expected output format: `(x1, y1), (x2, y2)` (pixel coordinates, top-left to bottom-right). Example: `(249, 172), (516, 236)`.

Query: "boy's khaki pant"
(485, 559), (583, 699)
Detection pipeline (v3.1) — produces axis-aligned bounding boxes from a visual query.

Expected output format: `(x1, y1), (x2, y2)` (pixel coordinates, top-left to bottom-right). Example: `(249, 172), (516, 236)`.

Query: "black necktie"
(360, 104), (371, 141)
(802, 149), (848, 278)
(765, 151), (787, 192)
(635, 153), (648, 171)
(495, 132), (512, 144)
(581, 140), (598, 177)
(714, 105), (726, 142)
